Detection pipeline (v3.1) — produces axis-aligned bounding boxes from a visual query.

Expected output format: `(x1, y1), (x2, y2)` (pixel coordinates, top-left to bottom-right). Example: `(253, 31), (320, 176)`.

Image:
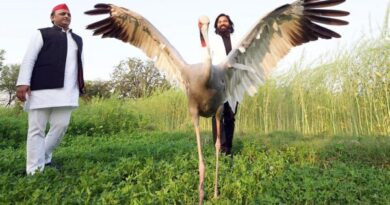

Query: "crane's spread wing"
(220, 0), (349, 108)
(85, 4), (189, 88)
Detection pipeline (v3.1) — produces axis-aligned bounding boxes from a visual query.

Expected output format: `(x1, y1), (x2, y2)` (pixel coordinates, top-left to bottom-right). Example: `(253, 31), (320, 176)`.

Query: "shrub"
(67, 97), (146, 136)
(0, 116), (27, 148)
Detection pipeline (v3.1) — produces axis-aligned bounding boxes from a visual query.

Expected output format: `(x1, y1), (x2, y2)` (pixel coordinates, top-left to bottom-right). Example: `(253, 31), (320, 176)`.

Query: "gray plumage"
(85, 1), (348, 203)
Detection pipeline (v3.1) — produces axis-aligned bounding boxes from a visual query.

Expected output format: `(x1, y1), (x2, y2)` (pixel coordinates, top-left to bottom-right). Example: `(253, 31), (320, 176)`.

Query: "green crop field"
(1, 29), (389, 204)
(1, 131), (389, 204)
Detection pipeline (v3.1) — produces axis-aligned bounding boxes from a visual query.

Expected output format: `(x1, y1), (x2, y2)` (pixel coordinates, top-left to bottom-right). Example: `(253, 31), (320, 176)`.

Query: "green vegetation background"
(1, 30), (389, 204)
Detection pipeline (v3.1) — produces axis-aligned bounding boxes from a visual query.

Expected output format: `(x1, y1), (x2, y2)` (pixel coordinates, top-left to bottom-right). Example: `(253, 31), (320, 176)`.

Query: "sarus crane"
(85, 0), (349, 203)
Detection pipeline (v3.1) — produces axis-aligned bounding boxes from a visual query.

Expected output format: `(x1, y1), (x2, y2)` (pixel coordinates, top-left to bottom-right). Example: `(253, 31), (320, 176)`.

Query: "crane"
(85, 0), (349, 203)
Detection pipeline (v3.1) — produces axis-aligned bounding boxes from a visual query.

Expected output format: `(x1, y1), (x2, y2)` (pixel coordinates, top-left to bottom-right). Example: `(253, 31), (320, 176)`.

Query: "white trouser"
(26, 107), (73, 175)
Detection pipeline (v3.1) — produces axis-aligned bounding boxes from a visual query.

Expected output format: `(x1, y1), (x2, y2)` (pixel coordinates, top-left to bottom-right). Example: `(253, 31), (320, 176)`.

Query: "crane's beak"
(199, 28), (208, 47)
(198, 17), (210, 48)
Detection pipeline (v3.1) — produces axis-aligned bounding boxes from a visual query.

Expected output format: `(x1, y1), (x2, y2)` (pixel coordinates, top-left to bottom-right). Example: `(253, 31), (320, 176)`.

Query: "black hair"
(50, 11), (55, 24)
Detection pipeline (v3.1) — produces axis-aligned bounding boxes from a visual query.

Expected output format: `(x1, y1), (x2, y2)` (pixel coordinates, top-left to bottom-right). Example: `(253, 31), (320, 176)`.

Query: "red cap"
(52, 3), (69, 12)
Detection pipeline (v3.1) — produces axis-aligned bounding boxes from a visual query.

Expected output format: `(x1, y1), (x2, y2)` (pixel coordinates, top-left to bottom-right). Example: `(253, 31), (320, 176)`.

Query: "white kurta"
(17, 29), (81, 110)
(209, 33), (239, 65)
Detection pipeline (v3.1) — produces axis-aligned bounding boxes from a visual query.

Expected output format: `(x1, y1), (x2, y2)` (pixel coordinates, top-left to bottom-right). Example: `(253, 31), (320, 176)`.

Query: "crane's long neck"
(200, 27), (212, 82)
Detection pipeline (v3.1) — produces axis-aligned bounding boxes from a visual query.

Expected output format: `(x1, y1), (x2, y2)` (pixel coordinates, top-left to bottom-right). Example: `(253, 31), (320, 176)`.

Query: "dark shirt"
(221, 35), (232, 55)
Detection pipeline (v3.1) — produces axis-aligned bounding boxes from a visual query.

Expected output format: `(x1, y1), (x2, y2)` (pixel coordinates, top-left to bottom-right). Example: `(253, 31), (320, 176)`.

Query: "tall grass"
(240, 37), (388, 135)
(131, 36), (389, 136)
(0, 34), (388, 138)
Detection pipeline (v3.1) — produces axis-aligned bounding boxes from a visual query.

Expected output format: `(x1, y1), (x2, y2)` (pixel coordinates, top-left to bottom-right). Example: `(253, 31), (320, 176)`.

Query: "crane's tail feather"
(300, 0), (350, 40)
(305, 15), (349, 25)
(85, 8), (110, 15)
(302, 0), (349, 27)
(92, 22), (115, 36)
(303, 0), (346, 8)
(86, 17), (111, 30)
(94, 3), (111, 9)
(304, 9), (349, 17)
(303, 19), (341, 38)
(84, 4), (111, 15)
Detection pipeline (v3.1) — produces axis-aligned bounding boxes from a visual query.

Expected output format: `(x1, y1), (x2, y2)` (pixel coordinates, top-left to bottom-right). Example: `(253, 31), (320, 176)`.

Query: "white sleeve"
(209, 34), (226, 64)
(81, 46), (84, 71)
(231, 34), (239, 49)
(16, 30), (43, 86)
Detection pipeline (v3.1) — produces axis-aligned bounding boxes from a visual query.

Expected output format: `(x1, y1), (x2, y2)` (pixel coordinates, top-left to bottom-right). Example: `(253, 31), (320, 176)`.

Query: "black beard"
(216, 28), (231, 37)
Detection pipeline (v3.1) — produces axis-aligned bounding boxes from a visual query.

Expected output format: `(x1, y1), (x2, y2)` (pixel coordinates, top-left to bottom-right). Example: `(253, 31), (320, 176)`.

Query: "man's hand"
(16, 85), (31, 102)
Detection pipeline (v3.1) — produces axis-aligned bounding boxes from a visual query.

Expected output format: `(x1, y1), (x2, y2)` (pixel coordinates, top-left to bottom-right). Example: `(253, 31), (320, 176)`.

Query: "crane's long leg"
(191, 112), (205, 204)
(214, 106), (223, 198)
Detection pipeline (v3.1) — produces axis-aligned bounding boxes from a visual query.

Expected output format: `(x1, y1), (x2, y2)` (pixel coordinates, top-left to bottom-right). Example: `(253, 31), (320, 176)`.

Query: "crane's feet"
(198, 184), (204, 205)
(214, 188), (219, 199)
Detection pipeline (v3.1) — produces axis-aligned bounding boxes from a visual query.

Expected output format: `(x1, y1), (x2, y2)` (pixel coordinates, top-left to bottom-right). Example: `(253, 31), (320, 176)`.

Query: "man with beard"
(210, 13), (238, 157)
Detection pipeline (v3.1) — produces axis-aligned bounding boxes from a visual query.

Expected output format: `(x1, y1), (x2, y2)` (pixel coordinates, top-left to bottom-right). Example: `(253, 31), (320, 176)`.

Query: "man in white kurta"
(16, 4), (84, 175)
(209, 13), (239, 156)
